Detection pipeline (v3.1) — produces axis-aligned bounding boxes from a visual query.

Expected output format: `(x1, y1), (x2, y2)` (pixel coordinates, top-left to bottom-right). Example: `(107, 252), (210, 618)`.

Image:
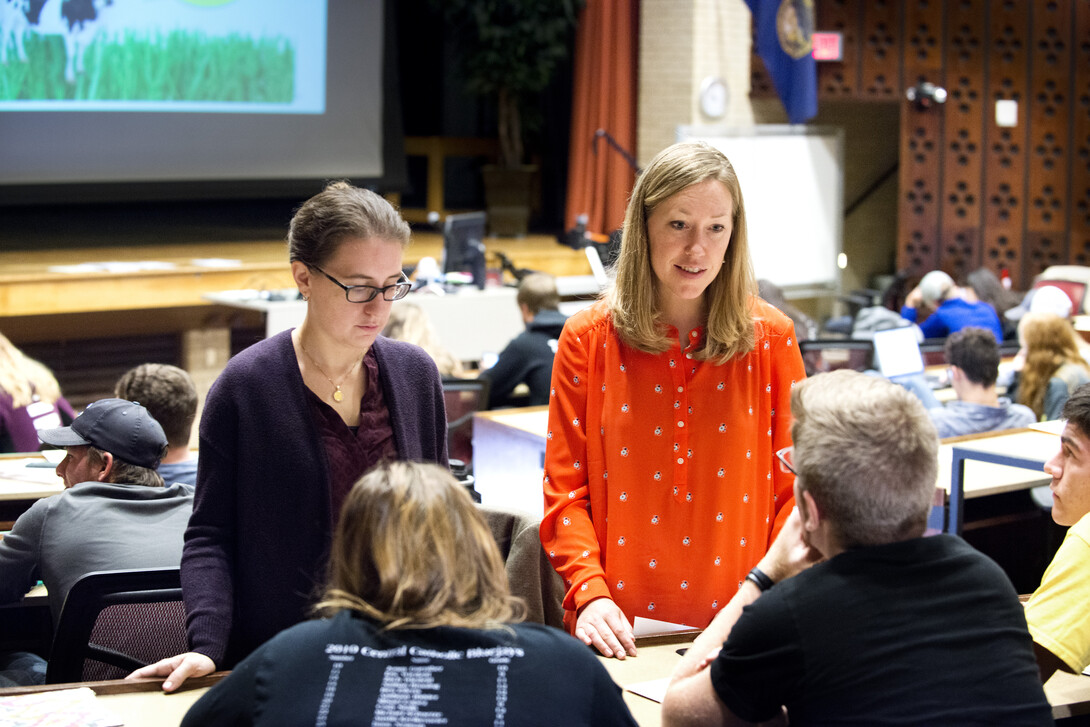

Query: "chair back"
(441, 378), (491, 472)
(919, 339), (947, 366)
(798, 339), (874, 376)
(47, 567), (185, 683)
(478, 506), (565, 629)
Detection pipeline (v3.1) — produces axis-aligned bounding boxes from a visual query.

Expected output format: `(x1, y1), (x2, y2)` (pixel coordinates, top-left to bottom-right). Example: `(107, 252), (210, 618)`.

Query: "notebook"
(872, 326), (926, 382)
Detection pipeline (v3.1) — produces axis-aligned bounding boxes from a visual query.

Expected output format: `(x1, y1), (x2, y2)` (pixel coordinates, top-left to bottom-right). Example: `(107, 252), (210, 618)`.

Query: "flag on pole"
(745, 0), (818, 124)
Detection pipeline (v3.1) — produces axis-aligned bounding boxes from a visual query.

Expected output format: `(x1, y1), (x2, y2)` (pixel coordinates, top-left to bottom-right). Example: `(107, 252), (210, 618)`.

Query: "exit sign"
(812, 32), (843, 61)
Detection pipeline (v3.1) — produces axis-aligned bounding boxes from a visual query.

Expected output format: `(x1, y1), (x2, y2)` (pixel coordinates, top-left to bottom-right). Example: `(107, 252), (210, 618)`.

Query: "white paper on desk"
(0, 458), (64, 485)
(190, 257), (243, 268)
(1030, 420), (1064, 435)
(48, 260), (176, 274)
(633, 616), (697, 637)
(0, 687), (122, 727)
(626, 677), (671, 704)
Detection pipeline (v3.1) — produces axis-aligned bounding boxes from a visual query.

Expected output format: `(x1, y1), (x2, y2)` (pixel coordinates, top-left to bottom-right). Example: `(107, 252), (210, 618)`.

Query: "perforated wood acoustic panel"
(751, 1), (1090, 290)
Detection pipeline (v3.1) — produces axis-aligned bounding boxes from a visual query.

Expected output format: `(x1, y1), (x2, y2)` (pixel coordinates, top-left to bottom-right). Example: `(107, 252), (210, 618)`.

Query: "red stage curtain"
(564, 0), (639, 239)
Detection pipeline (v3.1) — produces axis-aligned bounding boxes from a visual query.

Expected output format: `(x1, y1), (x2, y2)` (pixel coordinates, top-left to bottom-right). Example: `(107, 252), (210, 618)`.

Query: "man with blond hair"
(662, 370), (1050, 726)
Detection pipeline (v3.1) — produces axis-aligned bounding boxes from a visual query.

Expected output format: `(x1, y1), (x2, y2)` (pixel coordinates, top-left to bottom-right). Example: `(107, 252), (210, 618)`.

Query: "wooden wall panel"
(1022, 0), (1072, 278)
(981, 0), (1031, 287)
(897, 0), (944, 274)
(1069, 1), (1090, 266)
(859, 0), (900, 98)
(816, 0), (859, 97)
(939, 0), (987, 282)
(750, 1), (1089, 289)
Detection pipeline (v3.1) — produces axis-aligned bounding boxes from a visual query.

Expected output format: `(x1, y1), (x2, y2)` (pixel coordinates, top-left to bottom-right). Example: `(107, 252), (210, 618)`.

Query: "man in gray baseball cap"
(0, 398), (194, 686)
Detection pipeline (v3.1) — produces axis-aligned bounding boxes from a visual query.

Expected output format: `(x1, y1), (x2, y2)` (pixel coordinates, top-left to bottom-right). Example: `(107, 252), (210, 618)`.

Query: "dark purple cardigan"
(181, 330), (448, 666)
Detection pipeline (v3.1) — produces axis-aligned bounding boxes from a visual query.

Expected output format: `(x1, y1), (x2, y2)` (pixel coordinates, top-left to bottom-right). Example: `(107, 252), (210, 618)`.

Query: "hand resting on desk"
(127, 651), (215, 692)
(576, 596), (638, 660)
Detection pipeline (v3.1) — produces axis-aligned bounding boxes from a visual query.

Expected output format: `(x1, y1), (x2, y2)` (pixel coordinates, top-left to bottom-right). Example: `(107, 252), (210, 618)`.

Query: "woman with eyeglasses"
(541, 141), (807, 659)
(133, 181), (448, 691)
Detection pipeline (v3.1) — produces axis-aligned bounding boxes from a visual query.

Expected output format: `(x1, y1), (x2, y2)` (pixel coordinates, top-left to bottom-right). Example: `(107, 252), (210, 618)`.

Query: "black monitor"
(442, 211), (488, 289)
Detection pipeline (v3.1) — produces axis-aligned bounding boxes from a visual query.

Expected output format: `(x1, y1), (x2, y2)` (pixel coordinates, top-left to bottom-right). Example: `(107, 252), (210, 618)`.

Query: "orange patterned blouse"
(540, 298), (805, 630)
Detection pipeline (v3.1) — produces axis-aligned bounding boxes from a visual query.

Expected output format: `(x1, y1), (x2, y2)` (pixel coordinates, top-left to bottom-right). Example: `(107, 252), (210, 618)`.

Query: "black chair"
(46, 567), (186, 683)
(798, 339), (874, 377)
(441, 377), (491, 475)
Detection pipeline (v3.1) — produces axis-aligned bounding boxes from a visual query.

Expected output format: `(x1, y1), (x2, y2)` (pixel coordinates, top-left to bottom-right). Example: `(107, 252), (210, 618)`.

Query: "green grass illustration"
(0, 31), (294, 102)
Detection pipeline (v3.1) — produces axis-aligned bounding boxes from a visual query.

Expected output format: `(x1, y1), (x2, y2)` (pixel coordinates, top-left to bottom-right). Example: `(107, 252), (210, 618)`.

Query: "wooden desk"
(599, 634), (691, 727)
(0, 674), (224, 726)
(0, 454), (63, 527)
(937, 427), (1056, 534)
(473, 406), (549, 516)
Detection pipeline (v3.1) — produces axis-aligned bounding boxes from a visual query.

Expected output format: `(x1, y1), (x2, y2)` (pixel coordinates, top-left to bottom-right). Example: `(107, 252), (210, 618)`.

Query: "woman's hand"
(575, 597), (638, 659)
(127, 652), (215, 692)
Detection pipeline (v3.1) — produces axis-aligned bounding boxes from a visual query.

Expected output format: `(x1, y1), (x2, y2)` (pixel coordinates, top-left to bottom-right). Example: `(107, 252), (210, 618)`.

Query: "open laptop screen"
(872, 326), (925, 380)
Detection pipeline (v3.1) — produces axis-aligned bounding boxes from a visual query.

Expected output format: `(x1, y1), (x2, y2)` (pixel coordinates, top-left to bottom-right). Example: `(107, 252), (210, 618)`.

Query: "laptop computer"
(872, 326), (928, 383)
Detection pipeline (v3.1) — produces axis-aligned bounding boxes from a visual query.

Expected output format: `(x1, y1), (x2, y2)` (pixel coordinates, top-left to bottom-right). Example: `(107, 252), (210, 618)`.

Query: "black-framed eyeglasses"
(775, 446), (796, 475)
(312, 266), (411, 303)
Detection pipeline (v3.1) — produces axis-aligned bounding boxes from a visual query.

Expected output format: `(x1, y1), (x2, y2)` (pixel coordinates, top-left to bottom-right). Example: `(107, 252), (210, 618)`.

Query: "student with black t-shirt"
(662, 370), (1052, 727)
(181, 461), (636, 727)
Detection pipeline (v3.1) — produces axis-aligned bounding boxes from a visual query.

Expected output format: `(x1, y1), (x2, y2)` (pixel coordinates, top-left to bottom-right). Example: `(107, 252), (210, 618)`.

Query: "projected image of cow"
(0, 0), (322, 107)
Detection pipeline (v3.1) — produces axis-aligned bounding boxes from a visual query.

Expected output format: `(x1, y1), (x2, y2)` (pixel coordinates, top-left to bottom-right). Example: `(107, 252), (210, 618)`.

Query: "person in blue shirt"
(901, 270), (1003, 340)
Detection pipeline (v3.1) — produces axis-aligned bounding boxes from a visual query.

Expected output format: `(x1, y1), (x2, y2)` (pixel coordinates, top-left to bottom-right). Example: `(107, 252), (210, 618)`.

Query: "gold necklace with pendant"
(299, 341), (359, 403)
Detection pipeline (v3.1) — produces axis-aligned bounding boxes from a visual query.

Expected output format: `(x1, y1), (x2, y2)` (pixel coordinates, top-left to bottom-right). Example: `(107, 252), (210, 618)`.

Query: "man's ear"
(96, 451), (114, 482)
(800, 489), (822, 531)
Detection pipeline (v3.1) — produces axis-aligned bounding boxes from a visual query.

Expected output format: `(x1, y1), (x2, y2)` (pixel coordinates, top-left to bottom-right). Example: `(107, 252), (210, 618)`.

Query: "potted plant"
(437, 0), (583, 235)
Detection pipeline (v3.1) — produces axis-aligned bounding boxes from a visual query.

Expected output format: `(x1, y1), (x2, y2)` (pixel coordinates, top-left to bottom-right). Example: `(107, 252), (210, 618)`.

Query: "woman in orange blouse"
(540, 141), (806, 659)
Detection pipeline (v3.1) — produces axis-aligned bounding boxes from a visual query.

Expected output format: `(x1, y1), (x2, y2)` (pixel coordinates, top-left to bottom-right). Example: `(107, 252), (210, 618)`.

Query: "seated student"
(1011, 312), (1090, 421)
(382, 302), (465, 378)
(1024, 382), (1090, 682)
(900, 270), (1003, 340)
(661, 370), (1051, 726)
(114, 363), (199, 486)
(0, 399), (193, 685)
(180, 461), (636, 727)
(903, 327), (1035, 438)
(478, 273), (567, 408)
(0, 332), (75, 453)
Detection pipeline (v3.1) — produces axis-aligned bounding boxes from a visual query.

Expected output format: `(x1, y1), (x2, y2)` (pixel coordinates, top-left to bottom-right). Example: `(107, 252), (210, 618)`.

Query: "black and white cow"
(1, 0), (113, 83)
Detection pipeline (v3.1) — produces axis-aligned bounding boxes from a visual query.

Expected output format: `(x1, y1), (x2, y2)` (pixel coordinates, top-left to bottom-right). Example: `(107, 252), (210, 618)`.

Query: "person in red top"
(541, 141), (806, 659)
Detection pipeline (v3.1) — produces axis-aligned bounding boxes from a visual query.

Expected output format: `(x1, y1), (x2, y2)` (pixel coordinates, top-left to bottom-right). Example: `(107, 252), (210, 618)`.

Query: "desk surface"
(0, 454), (63, 503)
(0, 675), (222, 726)
(936, 427), (1056, 499)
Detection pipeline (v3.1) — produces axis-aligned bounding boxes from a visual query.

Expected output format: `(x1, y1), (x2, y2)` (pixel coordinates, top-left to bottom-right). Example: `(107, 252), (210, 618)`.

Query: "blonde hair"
(791, 370), (938, 548)
(607, 141), (756, 363)
(316, 461), (525, 630)
(1018, 312), (1090, 418)
(0, 332), (63, 408)
(382, 303), (464, 377)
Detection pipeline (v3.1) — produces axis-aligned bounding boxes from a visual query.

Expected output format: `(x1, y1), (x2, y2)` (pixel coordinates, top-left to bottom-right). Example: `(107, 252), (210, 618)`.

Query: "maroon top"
(305, 349), (397, 522)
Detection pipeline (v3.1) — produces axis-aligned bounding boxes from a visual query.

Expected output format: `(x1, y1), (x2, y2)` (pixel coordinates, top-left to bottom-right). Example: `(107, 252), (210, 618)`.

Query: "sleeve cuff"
(571, 575), (612, 612)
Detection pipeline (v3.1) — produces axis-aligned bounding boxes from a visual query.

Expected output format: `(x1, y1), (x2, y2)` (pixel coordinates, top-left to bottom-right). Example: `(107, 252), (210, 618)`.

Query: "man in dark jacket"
(479, 273), (567, 408)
